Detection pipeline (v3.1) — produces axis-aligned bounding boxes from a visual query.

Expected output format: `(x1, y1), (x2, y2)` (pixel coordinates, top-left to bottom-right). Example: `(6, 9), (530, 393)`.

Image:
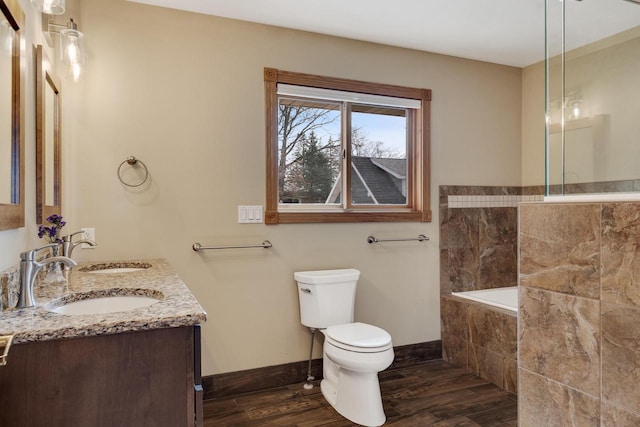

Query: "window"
(264, 68), (431, 224)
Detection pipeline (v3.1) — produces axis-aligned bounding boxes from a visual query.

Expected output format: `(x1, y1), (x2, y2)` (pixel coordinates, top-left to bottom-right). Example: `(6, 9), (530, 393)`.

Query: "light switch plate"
(238, 206), (263, 224)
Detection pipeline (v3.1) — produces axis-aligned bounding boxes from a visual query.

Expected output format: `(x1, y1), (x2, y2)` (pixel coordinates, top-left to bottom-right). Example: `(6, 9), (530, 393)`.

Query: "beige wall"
(521, 60), (545, 186)
(1, 0), (522, 375)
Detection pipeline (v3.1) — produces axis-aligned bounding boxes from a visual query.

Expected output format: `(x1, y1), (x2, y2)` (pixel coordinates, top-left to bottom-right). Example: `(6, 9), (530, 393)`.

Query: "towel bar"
(192, 241), (273, 251)
(367, 234), (429, 244)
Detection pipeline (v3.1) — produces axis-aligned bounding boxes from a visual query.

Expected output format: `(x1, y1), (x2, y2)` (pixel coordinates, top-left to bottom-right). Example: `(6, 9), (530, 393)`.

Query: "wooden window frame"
(264, 68), (431, 224)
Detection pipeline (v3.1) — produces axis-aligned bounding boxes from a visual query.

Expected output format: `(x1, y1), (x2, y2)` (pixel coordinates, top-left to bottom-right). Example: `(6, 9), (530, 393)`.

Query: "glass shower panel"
(545, 0), (565, 195)
(546, 0), (640, 196)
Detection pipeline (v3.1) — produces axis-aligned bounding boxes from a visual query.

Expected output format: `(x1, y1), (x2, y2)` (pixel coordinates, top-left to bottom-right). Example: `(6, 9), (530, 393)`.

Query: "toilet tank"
(294, 269), (360, 329)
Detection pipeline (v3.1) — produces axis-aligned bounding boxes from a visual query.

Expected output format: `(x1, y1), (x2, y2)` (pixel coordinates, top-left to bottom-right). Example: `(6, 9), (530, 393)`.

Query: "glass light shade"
(59, 28), (85, 66)
(31, 0), (65, 15)
(69, 62), (81, 82)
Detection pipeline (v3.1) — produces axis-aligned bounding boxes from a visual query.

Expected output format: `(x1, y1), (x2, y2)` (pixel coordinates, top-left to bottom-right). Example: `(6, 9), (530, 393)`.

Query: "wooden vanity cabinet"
(0, 325), (203, 427)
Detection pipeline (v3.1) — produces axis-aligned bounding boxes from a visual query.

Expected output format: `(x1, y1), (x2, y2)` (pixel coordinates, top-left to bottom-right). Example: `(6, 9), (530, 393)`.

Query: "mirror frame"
(0, 0), (24, 231)
(35, 45), (61, 224)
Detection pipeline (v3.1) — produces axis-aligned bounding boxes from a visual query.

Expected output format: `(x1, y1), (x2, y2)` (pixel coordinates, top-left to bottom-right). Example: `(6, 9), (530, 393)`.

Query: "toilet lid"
(325, 322), (392, 349)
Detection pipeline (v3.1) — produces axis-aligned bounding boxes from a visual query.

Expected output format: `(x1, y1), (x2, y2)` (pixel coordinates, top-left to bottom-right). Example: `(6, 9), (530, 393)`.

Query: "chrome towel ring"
(117, 156), (149, 187)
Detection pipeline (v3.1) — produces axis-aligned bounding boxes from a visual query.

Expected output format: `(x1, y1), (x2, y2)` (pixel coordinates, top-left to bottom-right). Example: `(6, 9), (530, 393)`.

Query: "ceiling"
(129, 0), (640, 67)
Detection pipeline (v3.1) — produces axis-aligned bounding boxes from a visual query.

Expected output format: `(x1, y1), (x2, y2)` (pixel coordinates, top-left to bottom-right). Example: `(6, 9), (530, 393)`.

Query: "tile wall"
(440, 185), (531, 295)
(441, 295), (517, 393)
(519, 202), (640, 425)
(439, 185), (529, 394)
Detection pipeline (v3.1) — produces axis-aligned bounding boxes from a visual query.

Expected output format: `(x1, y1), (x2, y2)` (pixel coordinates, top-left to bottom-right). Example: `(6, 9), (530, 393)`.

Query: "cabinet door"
(0, 326), (196, 427)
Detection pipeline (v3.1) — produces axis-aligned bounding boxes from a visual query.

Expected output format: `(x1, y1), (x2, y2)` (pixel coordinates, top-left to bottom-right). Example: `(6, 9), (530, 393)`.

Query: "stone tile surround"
(440, 185), (527, 295)
(441, 295), (517, 394)
(448, 194), (543, 208)
(519, 202), (640, 426)
(439, 185), (524, 394)
(440, 183), (640, 405)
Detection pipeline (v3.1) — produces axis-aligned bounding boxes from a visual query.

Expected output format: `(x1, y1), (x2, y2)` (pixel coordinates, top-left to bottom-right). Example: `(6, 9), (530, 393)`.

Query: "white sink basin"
(86, 267), (148, 274)
(79, 262), (152, 274)
(49, 295), (161, 315)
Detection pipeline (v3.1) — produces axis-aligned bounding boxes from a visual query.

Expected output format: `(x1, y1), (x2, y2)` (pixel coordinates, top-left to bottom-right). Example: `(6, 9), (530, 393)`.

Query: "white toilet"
(294, 269), (394, 427)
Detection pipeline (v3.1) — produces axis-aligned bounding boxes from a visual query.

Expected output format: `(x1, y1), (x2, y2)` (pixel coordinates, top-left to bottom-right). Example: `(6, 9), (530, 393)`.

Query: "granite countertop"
(0, 258), (207, 344)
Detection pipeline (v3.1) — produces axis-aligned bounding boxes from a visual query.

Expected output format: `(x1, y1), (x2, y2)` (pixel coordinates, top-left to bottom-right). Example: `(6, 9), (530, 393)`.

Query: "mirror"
(0, 19), (11, 203)
(36, 45), (61, 223)
(0, 0), (24, 231)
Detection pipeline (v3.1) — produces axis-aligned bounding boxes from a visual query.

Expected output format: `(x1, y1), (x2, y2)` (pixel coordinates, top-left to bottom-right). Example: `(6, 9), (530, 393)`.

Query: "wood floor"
(203, 360), (518, 426)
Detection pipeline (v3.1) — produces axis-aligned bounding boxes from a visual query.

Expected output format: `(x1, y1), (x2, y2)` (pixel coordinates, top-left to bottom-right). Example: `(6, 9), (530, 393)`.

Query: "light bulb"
(569, 100), (583, 120)
(71, 62), (81, 82)
(66, 37), (79, 63)
(59, 27), (84, 66)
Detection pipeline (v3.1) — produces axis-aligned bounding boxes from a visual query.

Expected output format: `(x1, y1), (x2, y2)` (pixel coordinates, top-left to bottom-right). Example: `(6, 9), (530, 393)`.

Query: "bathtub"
(452, 286), (518, 313)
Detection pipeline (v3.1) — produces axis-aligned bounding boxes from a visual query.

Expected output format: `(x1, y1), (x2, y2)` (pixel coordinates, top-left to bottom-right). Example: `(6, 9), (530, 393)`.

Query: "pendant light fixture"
(45, 18), (86, 82)
(59, 18), (84, 81)
(31, 0), (66, 15)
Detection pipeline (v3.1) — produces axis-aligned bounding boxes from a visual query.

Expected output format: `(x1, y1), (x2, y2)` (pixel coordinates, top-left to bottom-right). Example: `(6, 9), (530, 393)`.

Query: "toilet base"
(320, 355), (390, 427)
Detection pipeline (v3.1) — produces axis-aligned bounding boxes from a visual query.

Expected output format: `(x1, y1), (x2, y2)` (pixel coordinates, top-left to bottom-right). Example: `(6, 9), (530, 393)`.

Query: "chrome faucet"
(61, 230), (97, 259)
(18, 244), (77, 309)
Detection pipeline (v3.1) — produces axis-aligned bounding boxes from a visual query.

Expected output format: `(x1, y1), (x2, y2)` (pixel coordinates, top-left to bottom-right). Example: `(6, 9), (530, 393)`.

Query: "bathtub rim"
(450, 286), (518, 315)
(544, 193), (640, 203)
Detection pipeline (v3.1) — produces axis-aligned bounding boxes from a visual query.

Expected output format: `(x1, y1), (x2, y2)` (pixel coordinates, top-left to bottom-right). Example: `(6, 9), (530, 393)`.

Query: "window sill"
(265, 210), (431, 224)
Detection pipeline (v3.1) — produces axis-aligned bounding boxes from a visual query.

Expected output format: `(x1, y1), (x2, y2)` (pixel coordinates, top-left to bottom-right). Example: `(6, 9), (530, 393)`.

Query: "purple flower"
(37, 215), (66, 244)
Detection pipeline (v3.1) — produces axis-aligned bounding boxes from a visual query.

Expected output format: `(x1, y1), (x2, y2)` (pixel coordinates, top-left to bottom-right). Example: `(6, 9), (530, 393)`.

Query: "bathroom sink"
(47, 289), (163, 315)
(79, 262), (152, 274)
(86, 267), (148, 274)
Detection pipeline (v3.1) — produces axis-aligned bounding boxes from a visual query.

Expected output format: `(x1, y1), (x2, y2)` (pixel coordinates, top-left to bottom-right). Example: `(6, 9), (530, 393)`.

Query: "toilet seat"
(325, 322), (392, 353)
